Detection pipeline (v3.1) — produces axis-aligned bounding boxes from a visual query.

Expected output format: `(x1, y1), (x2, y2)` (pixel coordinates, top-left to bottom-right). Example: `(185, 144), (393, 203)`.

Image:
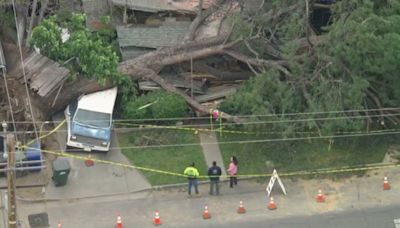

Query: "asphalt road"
(215, 205), (400, 228)
(18, 195), (400, 228)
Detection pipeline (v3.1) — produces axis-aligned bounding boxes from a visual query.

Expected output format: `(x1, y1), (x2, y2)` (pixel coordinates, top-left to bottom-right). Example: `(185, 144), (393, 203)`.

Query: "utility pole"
(4, 121), (17, 228)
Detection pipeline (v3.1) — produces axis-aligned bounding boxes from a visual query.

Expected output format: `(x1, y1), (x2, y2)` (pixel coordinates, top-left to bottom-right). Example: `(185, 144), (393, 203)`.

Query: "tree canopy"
(221, 0), (400, 136)
(30, 13), (122, 85)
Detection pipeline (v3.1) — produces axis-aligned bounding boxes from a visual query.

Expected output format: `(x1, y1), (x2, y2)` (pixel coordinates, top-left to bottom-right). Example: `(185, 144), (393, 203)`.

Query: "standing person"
(208, 161), (222, 195)
(184, 162), (200, 195)
(227, 156), (238, 188)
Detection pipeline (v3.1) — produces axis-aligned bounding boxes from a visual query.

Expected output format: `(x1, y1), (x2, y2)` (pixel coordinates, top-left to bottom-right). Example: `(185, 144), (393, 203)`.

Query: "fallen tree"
(1, 0), (399, 134)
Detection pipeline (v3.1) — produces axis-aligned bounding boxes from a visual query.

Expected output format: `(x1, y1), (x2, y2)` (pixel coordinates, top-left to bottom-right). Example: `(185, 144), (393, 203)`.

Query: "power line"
(11, 0), (39, 141)
(1, 108), (400, 126)
(30, 146), (400, 179)
(115, 113), (400, 129)
(14, 127), (400, 136)
(1, 69), (18, 139)
(96, 130), (400, 151)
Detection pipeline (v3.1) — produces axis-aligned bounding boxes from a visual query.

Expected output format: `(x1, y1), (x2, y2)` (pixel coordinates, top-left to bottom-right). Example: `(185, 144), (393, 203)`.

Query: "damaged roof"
(15, 52), (70, 97)
(112, 0), (215, 13)
(117, 19), (190, 60)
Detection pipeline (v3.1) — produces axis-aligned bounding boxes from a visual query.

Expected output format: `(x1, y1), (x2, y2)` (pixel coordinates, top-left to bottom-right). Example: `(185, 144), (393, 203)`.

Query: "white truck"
(65, 87), (118, 152)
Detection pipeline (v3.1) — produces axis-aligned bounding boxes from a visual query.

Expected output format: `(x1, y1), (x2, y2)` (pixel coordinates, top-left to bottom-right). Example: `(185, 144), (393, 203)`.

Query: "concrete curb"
(16, 187), (153, 203)
(16, 177), (259, 202)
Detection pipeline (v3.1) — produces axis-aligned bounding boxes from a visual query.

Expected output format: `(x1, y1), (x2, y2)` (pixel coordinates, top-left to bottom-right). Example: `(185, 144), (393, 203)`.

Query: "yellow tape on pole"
(25, 119), (66, 147)
(219, 112), (223, 137)
(209, 109), (213, 130)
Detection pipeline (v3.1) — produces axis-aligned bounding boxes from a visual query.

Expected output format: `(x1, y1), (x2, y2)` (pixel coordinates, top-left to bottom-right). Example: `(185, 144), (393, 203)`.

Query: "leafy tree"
(29, 16), (66, 60)
(221, 0), (400, 136)
(30, 13), (122, 86)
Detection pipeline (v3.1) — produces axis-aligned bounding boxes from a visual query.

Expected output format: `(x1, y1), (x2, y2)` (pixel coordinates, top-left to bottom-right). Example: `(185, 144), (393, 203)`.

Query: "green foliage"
(223, 0), (400, 136)
(0, 10), (15, 33)
(30, 16), (66, 60)
(119, 129), (207, 185)
(325, 0), (400, 107)
(30, 13), (125, 87)
(219, 133), (398, 177)
(123, 91), (188, 120)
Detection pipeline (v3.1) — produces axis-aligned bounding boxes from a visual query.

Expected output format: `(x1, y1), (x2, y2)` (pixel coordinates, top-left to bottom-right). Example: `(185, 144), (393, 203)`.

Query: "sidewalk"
(16, 166), (400, 227)
(42, 113), (151, 200)
(198, 130), (227, 176)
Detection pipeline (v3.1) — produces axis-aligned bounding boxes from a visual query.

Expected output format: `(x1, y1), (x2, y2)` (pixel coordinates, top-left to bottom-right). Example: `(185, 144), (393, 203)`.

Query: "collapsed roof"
(117, 18), (191, 60)
(112, 0), (216, 13)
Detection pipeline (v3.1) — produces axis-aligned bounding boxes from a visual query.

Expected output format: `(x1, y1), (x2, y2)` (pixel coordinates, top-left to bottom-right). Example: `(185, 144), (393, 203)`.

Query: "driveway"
(45, 113), (151, 199)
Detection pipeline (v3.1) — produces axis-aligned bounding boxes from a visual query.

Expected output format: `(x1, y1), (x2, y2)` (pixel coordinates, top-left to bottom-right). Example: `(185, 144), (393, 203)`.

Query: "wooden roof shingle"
(16, 52), (70, 97)
(117, 20), (190, 60)
(117, 21), (190, 49)
(112, 0), (177, 13)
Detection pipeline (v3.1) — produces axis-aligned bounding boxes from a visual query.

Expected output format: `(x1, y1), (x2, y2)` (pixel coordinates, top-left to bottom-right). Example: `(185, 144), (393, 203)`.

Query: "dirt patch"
(2, 41), (29, 74)
(382, 145), (400, 163)
(301, 178), (345, 213)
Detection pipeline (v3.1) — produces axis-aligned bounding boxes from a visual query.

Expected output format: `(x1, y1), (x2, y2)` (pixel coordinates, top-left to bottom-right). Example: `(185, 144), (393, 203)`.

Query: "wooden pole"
(219, 112), (223, 137)
(209, 109), (213, 130)
(6, 134), (17, 228)
(190, 55), (193, 98)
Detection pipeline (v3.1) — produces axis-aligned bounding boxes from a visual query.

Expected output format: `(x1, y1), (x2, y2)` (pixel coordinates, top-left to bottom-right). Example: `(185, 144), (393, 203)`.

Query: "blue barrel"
(25, 140), (42, 171)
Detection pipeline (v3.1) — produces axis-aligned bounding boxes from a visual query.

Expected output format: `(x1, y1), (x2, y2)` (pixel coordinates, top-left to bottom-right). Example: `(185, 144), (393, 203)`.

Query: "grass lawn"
(118, 128), (207, 186)
(218, 132), (399, 179)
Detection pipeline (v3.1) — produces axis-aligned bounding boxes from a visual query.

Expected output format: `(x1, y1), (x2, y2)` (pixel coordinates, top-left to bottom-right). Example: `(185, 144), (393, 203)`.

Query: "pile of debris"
(114, 0), (257, 111)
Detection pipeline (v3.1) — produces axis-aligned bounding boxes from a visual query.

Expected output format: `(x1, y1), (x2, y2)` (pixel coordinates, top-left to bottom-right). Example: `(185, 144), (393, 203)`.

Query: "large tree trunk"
(38, 0), (49, 24)
(26, 0), (39, 46)
(0, 0), (301, 126)
(15, 3), (28, 47)
(0, 76), (111, 132)
(117, 35), (245, 121)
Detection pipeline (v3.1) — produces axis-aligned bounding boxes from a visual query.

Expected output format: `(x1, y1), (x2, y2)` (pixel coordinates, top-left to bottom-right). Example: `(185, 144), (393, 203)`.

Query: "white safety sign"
(394, 218), (400, 228)
(266, 169), (287, 197)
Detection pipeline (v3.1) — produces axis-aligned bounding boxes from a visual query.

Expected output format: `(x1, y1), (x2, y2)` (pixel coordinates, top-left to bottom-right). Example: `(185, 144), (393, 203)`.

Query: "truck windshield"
(74, 109), (111, 128)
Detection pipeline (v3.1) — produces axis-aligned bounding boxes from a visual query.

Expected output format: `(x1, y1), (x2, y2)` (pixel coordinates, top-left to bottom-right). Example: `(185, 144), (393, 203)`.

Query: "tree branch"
(183, 0), (226, 42)
(144, 68), (241, 122)
(366, 90), (386, 126)
(181, 62), (254, 81)
(223, 49), (291, 76)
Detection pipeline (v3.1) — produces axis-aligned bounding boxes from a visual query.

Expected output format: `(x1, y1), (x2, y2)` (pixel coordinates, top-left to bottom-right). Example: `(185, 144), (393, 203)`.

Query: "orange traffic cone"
(268, 197), (277, 210)
(316, 189), (325, 203)
(237, 200), (246, 214)
(203, 204), (211, 219)
(116, 215), (123, 228)
(383, 176), (390, 190)
(153, 210), (161, 226)
(85, 153), (94, 167)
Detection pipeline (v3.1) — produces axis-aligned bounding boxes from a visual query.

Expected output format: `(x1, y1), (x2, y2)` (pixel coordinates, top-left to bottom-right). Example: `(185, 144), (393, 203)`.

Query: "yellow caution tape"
(24, 119), (66, 147)
(115, 122), (400, 136)
(115, 122), (256, 135)
(22, 146), (400, 179)
(21, 119), (400, 179)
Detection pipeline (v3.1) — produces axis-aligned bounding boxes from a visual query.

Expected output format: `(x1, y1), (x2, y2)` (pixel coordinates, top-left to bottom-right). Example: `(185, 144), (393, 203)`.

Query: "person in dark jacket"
(208, 161), (222, 195)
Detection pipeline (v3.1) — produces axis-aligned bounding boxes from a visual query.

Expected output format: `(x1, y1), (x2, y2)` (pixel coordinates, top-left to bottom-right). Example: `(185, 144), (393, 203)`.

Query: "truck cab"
(65, 87), (118, 152)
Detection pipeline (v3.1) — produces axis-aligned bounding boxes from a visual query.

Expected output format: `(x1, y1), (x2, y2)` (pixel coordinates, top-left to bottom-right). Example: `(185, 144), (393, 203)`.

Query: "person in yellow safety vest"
(184, 162), (200, 195)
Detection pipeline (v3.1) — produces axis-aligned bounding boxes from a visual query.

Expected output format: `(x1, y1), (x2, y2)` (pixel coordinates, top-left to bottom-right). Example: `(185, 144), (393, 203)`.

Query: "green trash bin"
(52, 158), (70, 187)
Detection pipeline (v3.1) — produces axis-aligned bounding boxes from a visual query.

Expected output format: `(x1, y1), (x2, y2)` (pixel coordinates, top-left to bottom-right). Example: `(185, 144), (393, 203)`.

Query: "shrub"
(123, 90), (188, 120)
